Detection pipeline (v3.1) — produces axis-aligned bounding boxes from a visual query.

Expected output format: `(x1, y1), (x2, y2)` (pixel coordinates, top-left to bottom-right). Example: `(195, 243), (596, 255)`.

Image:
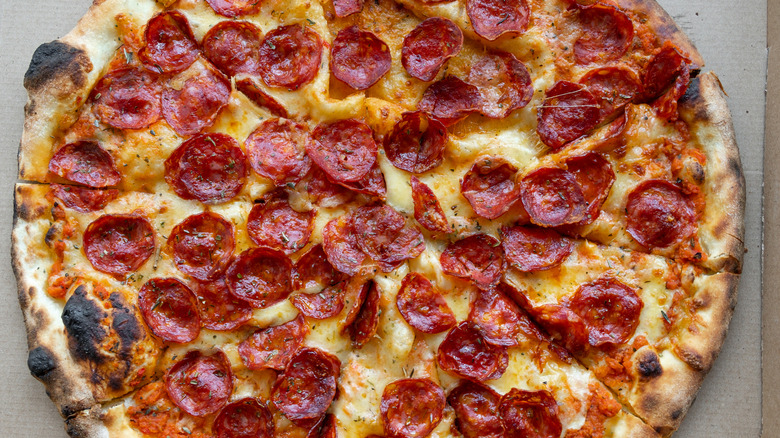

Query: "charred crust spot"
(680, 76), (702, 106)
(675, 345), (707, 372)
(111, 304), (142, 360)
(671, 407), (683, 420)
(24, 41), (91, 91)
(62, 286), (107, 364)
(44, 224), (59, 247)
(27, 346), (57, 378)
(637, 351), (663, 379)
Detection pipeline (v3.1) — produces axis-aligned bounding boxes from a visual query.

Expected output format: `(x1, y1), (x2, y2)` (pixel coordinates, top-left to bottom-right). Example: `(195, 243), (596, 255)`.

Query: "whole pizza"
(12, 0), (745, 436)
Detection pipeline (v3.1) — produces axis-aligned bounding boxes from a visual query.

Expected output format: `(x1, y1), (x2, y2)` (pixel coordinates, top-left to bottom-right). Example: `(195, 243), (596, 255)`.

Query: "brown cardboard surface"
(0, 0), (766, 437)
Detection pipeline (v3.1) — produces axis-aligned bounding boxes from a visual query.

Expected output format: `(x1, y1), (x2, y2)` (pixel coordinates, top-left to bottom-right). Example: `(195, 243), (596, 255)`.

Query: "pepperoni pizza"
(12, 0), (745, 437)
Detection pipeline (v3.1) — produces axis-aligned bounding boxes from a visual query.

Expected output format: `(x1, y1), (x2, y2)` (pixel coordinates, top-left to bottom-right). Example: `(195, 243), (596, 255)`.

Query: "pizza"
(11, 0), (745, 436)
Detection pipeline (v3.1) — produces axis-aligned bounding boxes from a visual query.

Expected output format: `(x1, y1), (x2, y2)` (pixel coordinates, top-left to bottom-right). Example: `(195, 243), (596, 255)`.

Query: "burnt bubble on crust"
(636, 349), (663, 379)
(108, 292), (143, 361)
(24, 41), (91, 91)
(27, 346), (57, 379)
(62, 285), (108, 365)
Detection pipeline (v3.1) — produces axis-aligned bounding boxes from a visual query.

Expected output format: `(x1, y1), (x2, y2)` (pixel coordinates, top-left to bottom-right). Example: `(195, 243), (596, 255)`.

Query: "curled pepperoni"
(206, 0), (261, 17)
(384, 111), (447, 174)
(168, 212), (235, 281)
(238, 314), (308, 370)
(164, 133), (248, 204)
(353, 204), (425, 272)
(448, 380), (504, 438)
(381, 379), (445, 438)
(294, 244), (347, 290)
(83, 214), (155, 277)
(565, 152), (615, 226)
(570, 277), (642, 346)
(644, 44), (689, 100)
(162, 61), (231, 135)
(226, 248), (293, 308)
(50, 184), (119, 213)
(340, 278), (371, 330)
(501, 225), (573, 272)
(461, 156), (521, 219)
(303, 165), (355, 207)
(307, 414), (337, 438)
(192, 277), (252, 331)
(579, 67), (642, 121)
(653, 63), (690, 120)
(537, 81), (600, 150)
(271, 348), (341, 425)
(165, 350), (233, 417)
(331, 26), (391, 90)
(140, 11), (199, 74)
(397, 272), (456, 334)
(259, 25), (323, 90)
(411, 176), (449, 233)
(322, 214), (366, 275)
(418, 76), (481, 126)
(467, 0), (529, 41)
(468, 51), (533, 119)
(402, 18), (463, 82)
(438, 321), (508, 381)
(139, 278), (201, 343)
(214, 398), (274, 438)
(626, 180), (696, 248)
(203, 20), (263, 77)
(48, 141), (121, 188)
(235, 78), (289, 118)
(440, 234), (505, 289)
(338, 163), (387, 199)
(92, 67), (162, 130)
(526, 303), (590, 354)
(291, 283), (346, 320)
(468, 288), (524, 346)
(500, 389), (562, 438)
(574, 4), (634, 65)
(347, 280), (381, 348)
(334, 0), (363, 17)
(519, 167), (586, 227)
(247, 191), (314, 255)
(245, 118), (311, 185)
(308, 119), (377, 183)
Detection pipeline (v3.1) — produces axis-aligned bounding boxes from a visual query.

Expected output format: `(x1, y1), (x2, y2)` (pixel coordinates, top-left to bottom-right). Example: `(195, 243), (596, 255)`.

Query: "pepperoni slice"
(448, 380), (504, 438)
(238, 314), (308, 370)
(259, 25), (323, 90)
(48, 141), (121, 188)
(384, 111), (447, 174)
(245, 118), (311, 185)
(214, 398), (274, 438)
(468, 288), (525, 346)
(307, 414), (337, 438)
(83, 214), (155, 277)
(411, 176), (449, 233)
(626, 180), (696, 248)
(537, 81), (600, 149)
(438, 322), (508, 381)
(337, 163), (387, 199)
(164, 133), (248, 204)
(50, 184), (119, 213)
(564, 152), (615, 226)
(402, 18), (463, 82)
(168, 212), (235, 281)
(520, 167), (587, 227)
(468, 51), (533, 119)
(162, 61), (231, 135)
(397, 272), (456, 334)
(440, 234), (505, 289)
(579, 67), (642, 121)
(322, 214), (366, 275)
(499, 389), (562, 438)
(192, 277), (253, 331)
(574, 4), (634, 65)
(461, 156), (521, 219)
(331, 26), (392, 90)
(417, 76), (481, 126)
(381, 379), (445, 438)
(308, 119), (377, 183)
(643, 44), (689, 100)
(206, 0), (262, 17)
(340, 278), (371, 330)
(466, 0), (529, 41)
(346, 280), (381, 348)
(92, 67), (162, 130)
(138, 278), (201, 343)
(291, 283), (346, 320)
(303, 164), (356, 207)
(165, 350), (233, 417)
(139, 11), (199, 74)
(235, 78), (289, 118)
(294, 244), (347, 290)
(501, 225), (573, 272)
(569, 277), (642, 346)
(247, 191), (314, 255)
(203, 20), (263, 77)
(226, 248), (293, 308)
(653, 62), (690, 120)
(353, 204), (425, 272)
(526, 303), (590, 354)
(271, 348), (341, 425)
(334, 0), (364, 17)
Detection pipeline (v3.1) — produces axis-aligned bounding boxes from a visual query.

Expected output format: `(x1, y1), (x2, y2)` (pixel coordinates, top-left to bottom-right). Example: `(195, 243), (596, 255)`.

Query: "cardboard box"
(0, 0), (766, 436)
